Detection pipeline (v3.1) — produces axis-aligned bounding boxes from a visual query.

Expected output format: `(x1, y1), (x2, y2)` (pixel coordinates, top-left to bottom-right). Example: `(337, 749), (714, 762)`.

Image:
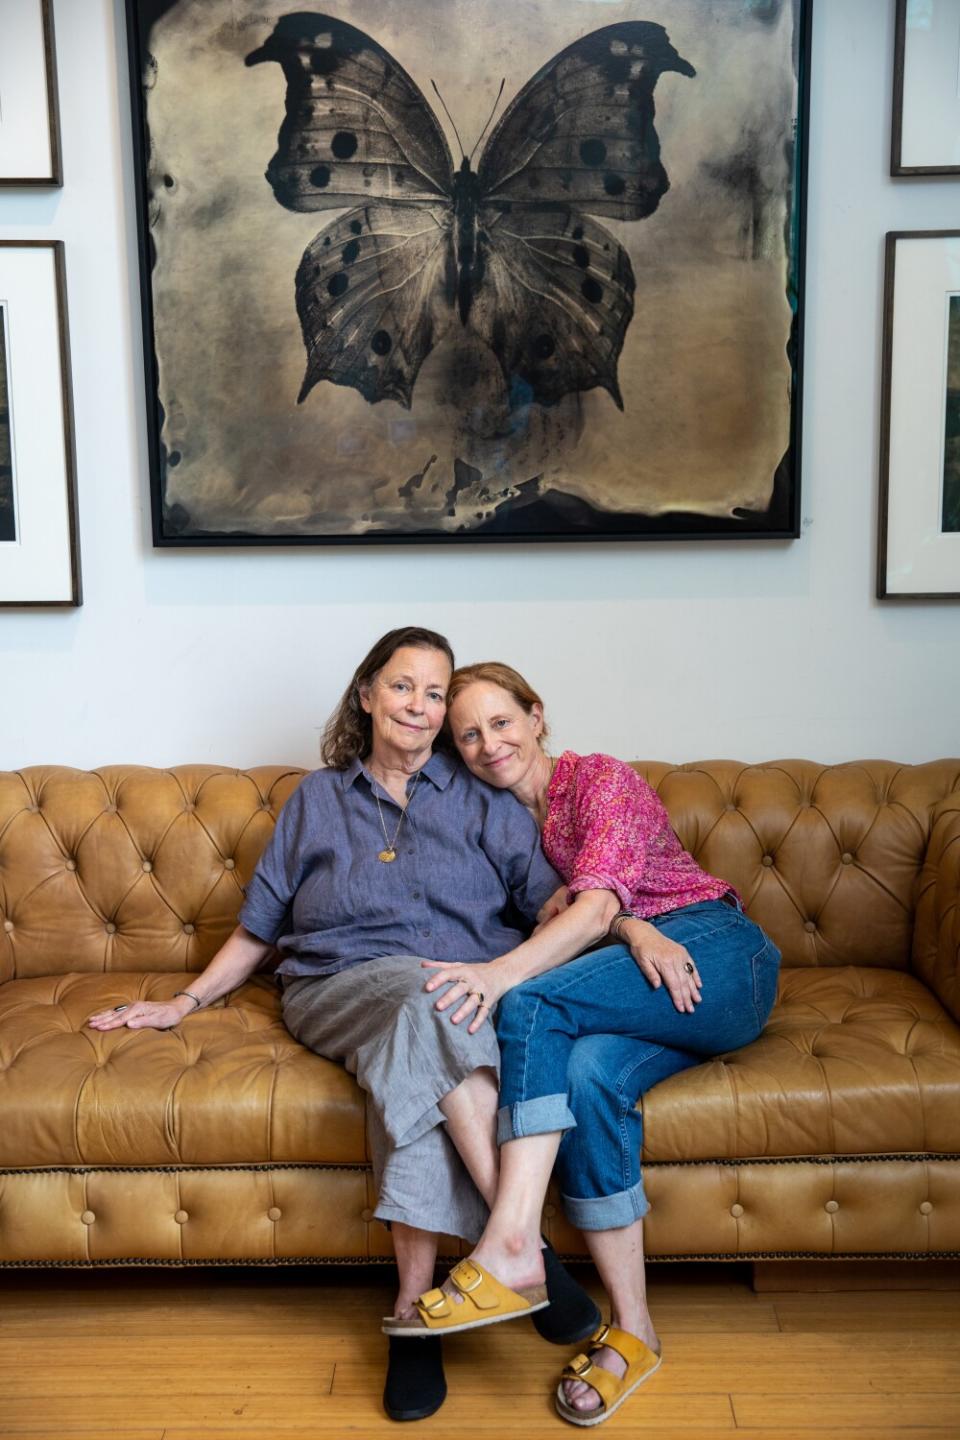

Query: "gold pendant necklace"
(374, 769), (421, 862)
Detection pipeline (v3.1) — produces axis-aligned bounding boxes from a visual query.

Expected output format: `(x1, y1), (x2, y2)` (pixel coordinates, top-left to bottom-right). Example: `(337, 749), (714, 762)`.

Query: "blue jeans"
(495, 898), (780, 1231)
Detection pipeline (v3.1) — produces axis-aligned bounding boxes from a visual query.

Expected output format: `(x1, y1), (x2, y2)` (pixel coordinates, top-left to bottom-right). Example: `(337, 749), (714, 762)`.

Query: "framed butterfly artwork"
(125, 0), (812, 545)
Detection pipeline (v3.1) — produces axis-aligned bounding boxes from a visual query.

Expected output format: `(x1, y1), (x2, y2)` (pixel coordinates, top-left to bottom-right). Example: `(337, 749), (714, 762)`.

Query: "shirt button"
(412, 891), (422, 900)
(421, 929), (431, 938)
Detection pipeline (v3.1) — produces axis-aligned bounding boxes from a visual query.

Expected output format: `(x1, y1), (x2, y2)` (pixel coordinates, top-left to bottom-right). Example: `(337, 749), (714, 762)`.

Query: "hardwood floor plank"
(773, 1294), (960, 1333)
(732, 1392), (960, 1429)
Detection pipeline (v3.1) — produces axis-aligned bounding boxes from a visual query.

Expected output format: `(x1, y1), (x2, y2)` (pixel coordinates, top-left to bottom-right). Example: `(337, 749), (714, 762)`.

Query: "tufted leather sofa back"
(1, 759), (958, 985)
(0, 766), (305, 982)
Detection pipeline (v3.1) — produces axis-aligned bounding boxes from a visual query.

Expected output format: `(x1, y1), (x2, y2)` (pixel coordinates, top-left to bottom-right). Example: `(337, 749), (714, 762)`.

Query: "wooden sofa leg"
(751, 1260), (960, 1292)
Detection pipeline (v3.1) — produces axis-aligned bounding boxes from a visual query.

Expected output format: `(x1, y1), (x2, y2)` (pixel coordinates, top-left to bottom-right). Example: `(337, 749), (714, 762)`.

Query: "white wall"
(0, 0), (958, 771)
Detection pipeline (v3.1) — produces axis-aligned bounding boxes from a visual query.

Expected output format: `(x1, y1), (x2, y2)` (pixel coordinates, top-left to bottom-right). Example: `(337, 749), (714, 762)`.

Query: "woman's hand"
(86, 997), (195, 1031)
(534, 884), (573, 930)
(619, 917), (703, 1014)
(421, 960), (507, 1034)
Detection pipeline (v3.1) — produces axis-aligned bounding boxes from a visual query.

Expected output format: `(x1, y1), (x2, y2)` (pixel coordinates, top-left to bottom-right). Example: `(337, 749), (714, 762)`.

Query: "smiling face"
(447, 680), (545, 792)
(359, 645), (452, 769)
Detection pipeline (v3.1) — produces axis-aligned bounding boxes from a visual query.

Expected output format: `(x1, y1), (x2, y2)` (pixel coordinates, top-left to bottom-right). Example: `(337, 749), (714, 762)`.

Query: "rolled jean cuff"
(496, 1094), (576, 1145)
(562, 1179), (649, 1231)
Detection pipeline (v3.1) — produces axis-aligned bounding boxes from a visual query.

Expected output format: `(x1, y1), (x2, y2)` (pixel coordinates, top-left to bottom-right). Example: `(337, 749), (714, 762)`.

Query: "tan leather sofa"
(1, 760), (958, 1268)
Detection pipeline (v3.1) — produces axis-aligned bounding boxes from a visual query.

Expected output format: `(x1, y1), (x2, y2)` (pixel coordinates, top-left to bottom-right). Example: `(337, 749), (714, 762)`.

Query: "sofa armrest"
(913, 792), (960, 1023)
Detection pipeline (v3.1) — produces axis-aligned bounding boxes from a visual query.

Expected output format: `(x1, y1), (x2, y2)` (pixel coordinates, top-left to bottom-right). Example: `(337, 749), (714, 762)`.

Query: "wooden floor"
(0, 1263), (958, 1438)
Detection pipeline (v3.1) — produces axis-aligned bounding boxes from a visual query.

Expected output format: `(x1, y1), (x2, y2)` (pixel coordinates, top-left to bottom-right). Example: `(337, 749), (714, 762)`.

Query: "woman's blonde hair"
(446, 662), (549, 745)
(321, 626), (455, 770)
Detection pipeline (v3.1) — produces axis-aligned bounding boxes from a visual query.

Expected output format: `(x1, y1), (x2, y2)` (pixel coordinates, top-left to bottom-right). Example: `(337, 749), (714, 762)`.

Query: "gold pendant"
(378, 848), (397, 863)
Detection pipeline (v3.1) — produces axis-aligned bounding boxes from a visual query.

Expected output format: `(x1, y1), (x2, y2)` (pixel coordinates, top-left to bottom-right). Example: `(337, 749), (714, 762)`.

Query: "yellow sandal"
(382, 1257), (548, 1337)
(556, 1323), (662, 1426)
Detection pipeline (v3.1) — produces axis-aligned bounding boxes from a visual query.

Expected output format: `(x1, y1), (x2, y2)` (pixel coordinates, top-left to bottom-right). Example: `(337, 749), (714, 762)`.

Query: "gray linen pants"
(281, 955), (499, 1242)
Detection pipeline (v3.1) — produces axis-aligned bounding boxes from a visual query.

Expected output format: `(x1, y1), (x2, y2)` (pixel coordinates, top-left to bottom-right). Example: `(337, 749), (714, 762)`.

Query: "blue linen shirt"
(239, 751), (560, 978)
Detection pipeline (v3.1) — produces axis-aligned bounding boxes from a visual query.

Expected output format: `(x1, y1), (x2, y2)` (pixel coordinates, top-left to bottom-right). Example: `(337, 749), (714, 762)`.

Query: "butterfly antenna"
(431, 80), (465, 162)
(468, 78), (506, 164)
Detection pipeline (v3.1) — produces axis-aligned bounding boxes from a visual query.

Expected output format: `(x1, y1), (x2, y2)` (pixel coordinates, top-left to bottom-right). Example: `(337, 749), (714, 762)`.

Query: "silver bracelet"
(610, 911), (637, 941)
(174, 989), (202, 1010)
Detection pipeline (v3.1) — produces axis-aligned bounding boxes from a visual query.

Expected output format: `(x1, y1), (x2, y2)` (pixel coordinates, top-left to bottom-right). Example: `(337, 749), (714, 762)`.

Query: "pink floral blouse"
(543, 751), (731, 919)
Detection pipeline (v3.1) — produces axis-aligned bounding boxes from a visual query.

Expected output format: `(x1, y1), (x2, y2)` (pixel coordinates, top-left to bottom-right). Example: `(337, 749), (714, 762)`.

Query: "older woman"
(87, 628), (592, 1423)
(403, 662), (780, 1428)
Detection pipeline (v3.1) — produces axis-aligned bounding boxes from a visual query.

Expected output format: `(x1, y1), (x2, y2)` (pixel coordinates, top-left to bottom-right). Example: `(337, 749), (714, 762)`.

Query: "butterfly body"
(247, 14), (694, 411)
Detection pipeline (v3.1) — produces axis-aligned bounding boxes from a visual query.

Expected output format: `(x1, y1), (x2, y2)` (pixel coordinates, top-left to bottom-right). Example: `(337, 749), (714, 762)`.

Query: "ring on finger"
(683, 962), (695, 975)
(113, 1004), (129, 1012)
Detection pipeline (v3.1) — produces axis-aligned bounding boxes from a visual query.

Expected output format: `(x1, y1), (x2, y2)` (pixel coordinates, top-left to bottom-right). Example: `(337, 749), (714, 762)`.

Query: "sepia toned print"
(130, 0), (808, 541)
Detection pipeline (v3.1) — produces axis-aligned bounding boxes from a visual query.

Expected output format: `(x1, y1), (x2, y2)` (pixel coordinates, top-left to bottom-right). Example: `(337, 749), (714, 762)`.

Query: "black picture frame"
(891, 0), (960, 178)
(125, 0), (812, 547)
(0, 0), (63, 188)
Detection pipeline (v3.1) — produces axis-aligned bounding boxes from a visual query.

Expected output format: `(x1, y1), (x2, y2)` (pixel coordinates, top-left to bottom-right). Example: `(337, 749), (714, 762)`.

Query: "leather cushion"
(0, 973), (365, 1167)
(3, 967), (958, 1171)
(643, 966), (960, 1161)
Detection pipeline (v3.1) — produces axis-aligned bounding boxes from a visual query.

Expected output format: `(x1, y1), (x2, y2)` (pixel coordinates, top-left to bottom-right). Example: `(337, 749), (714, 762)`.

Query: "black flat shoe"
(533, 1237), (602, 1345)
(383, 1334), (447, 1422)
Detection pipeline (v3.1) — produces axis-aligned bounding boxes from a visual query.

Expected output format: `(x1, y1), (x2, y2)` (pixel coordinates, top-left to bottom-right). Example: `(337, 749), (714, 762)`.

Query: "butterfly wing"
(245, 14), (455, 211)
(474, 209), (634, 409)
(294, 205), (452, 408)
(477, 22), (695, 219)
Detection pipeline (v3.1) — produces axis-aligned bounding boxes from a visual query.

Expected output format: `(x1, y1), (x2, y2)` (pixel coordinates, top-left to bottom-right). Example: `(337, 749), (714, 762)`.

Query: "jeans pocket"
(751, 940), (781, 1032)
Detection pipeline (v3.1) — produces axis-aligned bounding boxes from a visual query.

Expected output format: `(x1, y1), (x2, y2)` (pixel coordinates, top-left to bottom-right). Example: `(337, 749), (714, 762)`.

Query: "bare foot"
(563, 1324), (660, 1415)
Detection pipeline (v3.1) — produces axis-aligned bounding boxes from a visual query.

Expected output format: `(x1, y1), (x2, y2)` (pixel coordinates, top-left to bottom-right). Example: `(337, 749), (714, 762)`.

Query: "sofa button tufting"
(183, 923), (195, 935)
(142, 860), (153, 873)
(224, 858), (236, 870)
(81, 1210), (95, 1225)
(105, 922), (117, 935)
(184, 803), (196, 813)
(730, 1203), (744, 1218)
(104, 804), (117, 815)
(361, 1208), (374, 1223)
(268, 1206), (282, 1221)
(804, 920), (816, 933)
(824, 1200), (839, 1213)
(174, 1209), (189, 1224)
(761, 855), (774, 867)
(65, 859), (77, 872)
(920, 1201), (933, 1215)
(841, 852), (853, 864)
(3, 920), (13, 933)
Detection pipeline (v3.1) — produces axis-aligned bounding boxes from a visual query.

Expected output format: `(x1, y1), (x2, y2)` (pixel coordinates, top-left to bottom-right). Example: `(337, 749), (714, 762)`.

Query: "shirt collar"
(340, 749), (458, 792)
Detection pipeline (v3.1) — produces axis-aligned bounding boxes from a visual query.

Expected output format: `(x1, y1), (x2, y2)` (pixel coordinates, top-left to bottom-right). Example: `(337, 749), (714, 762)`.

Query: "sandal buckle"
(569, 1354), (594, 1379)
(452, 1260), (483, 1294)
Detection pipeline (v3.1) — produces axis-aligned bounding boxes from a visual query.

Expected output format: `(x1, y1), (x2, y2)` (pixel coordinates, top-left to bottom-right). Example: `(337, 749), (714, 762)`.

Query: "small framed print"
(892, 0), (960, 176)
(0, 241), (81, 606)
(878, 231), (960, 600)
(0, 0), (63, 187)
